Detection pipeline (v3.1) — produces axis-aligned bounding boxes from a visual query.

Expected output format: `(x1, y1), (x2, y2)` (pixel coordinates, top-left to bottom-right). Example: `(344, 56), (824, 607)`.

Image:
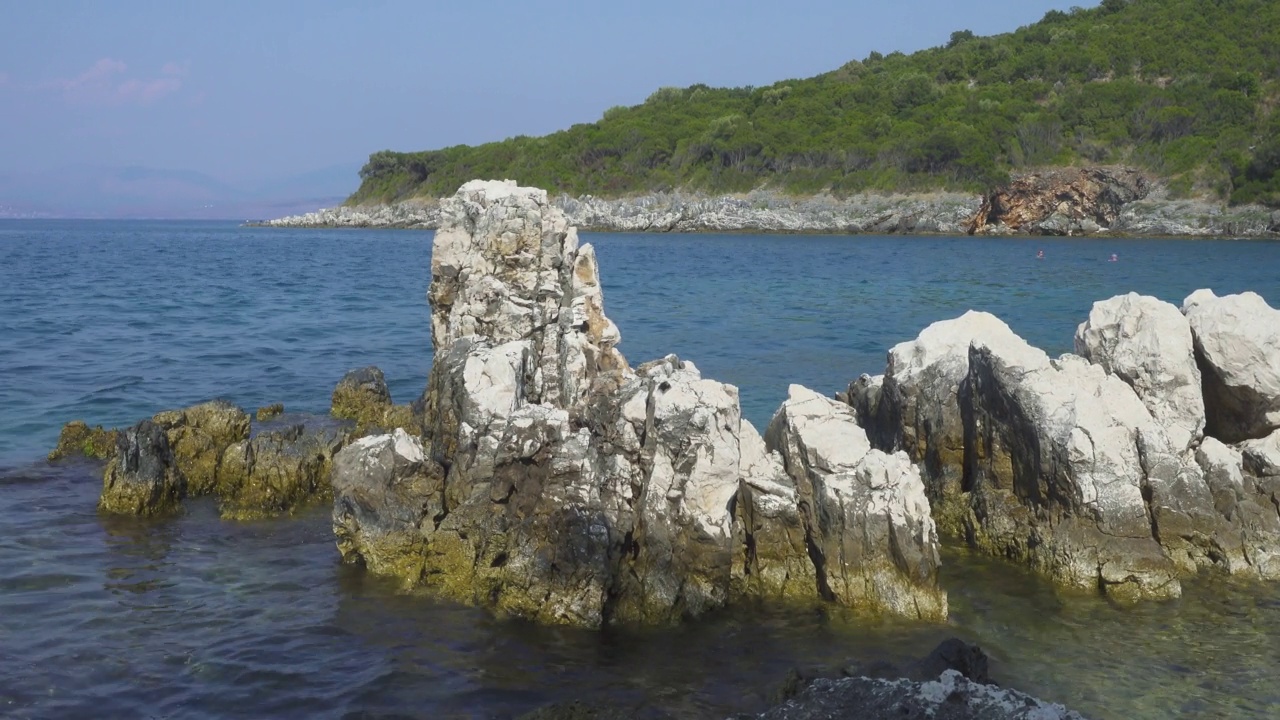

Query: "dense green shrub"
(348, 0), (1280, 207)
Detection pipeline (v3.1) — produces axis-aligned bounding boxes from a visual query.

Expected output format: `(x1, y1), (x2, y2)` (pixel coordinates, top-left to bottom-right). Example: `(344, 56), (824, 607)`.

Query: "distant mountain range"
(0, 163), (361, 220)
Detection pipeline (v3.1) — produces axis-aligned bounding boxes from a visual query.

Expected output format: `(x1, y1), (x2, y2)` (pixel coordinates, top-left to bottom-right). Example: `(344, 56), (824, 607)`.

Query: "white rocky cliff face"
(331, 180), (947, 627)
(1182, 289), (1280, 443)
(846, 290), (1280, 601)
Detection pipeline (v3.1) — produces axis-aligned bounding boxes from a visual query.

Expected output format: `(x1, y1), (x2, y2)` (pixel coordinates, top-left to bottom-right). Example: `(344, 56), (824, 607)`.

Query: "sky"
(0, 0), (1092, 202)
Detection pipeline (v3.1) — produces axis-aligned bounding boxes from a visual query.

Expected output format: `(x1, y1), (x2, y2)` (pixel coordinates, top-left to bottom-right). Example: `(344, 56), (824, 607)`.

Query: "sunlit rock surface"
(332, 180), (946, 626)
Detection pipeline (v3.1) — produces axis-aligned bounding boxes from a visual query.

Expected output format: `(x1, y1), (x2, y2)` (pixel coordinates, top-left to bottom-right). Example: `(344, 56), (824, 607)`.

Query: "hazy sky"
(0, 0), (1088, 186)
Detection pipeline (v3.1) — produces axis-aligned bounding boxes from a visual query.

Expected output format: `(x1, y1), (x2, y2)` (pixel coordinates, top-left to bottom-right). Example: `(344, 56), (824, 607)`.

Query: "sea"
(1, 220), (1279, 719)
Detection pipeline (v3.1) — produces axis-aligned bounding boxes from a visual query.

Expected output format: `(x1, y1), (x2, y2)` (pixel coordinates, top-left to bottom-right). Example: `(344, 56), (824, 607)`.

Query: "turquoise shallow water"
(2, 220), (1280, 718)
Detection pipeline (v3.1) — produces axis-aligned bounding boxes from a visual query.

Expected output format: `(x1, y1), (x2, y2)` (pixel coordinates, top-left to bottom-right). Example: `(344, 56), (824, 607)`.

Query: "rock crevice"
(332, 180), (946, 626)
(845, 291), (1280, 600)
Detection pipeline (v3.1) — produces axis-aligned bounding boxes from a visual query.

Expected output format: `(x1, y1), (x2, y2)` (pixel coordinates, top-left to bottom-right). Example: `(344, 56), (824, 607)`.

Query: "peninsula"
(261, 0), (1280, 236)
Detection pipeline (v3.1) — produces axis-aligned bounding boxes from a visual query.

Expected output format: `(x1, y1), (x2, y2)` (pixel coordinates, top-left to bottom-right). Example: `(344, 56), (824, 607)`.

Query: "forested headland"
(349, 0), (1280, 207)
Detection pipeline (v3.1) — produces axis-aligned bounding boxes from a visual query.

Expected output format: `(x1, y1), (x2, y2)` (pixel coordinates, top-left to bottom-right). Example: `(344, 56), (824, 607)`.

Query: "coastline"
(250, 187), (1280, 238)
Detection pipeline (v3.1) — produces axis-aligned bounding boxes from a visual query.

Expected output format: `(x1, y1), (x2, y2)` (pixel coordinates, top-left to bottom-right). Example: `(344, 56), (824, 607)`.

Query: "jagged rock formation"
(151, 400), (252, 495)
(763, 385), (946, 619)
(95, 400), (354, 519)
(217, 420), (351, 520)
(962, 339), (1182, 600)
(1075, 293), (1206, 451)
(968, 167), (1149, 235)
(844, 291), (1280, 600)
(840, 311), (1025, 533)
(332, 179), (945, 627)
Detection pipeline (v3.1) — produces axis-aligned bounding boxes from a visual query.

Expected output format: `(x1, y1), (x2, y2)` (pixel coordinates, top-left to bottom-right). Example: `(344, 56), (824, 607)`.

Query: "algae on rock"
(332, 180), (948, 627)
(152, 399), (251, 495)
(48, 420), (119, 462)
(99, 420), (186, 516)
(331, 365), (420, 435)
(94, 399), (352, 520)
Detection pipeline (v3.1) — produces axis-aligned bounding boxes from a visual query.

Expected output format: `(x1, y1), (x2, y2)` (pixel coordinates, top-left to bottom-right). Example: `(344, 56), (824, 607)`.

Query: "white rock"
(862, 311), (1030, 505)
(1182, 289), (1280, 442)
(1241, 429), (1280, 476)
(963, 336), (1181, 600)
(1075, 293), (1205, 450)
(764, 384), (947, 620)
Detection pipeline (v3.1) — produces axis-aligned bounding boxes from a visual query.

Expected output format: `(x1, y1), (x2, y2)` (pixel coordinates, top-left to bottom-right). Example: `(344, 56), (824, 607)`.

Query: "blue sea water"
(2, 220), (1280, 719)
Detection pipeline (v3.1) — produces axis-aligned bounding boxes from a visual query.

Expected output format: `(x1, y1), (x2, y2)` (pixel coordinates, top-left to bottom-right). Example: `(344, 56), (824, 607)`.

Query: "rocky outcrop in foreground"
(519, 639), (1086, 720)
(751, 671), (1085, 720)
(91, 399), (357, 520)
(844, 290), (1280, 601)
(79, 365), (424, 519)
(332, 179), (946, 627)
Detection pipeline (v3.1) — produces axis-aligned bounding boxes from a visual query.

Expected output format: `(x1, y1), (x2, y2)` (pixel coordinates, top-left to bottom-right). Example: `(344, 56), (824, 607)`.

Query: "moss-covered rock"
(48, 420), (119, 462)
(331, 366), (393, 421)
(99, 420), (185, 516)
(153, 400), (251, 496)
(332, 430), (443, 587)
(330, 366), (421, 435)
(255, 403), (285, 421)
(217, 422), (351, 520)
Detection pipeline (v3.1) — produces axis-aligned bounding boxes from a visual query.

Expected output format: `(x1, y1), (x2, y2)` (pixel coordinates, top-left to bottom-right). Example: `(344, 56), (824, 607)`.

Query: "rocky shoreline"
(55, 178), (1280, 717)
(252, 168), (1280, 238)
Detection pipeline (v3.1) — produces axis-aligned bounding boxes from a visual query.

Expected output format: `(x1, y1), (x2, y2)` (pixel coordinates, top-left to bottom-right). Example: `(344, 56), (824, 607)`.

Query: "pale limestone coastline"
(252, 186), (1280, 237)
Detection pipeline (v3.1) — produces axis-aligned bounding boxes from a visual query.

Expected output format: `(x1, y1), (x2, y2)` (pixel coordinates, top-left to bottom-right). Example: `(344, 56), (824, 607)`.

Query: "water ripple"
(2, 223), (1280, 718)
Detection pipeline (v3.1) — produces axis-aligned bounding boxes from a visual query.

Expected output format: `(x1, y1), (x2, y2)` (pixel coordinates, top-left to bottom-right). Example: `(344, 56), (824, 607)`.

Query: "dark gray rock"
(99, 420), (185, 516)
(750, 671), (1086, 720)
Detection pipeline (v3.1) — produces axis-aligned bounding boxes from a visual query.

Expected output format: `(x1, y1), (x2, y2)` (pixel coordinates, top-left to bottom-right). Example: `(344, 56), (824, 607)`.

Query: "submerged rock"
(333, 180), (943, 626)
(752, 671), (1086, 720)
(99, 420), (185, 516)
(48, 420), (119, 462)
(757, 638), (1079, 720)
(1182, 289), (1280, 443)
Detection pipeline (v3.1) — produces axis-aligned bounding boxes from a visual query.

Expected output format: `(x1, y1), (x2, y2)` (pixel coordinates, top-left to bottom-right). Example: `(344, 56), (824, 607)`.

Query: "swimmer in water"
(1110, 253), (1118, 262)
(1037, 250), (1045, 259)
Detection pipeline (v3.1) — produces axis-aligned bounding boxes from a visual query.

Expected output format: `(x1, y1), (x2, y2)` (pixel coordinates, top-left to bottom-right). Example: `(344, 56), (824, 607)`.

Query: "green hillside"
(350, 0), (1280, 207)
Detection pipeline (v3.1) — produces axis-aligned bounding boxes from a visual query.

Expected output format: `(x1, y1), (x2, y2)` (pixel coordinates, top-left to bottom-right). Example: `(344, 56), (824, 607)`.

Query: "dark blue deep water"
(2, 220), (1280, 719)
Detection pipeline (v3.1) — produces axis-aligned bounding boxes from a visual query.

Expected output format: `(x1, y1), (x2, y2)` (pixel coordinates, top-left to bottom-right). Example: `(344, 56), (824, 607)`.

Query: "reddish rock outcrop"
(968, 167), (1149, 235)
